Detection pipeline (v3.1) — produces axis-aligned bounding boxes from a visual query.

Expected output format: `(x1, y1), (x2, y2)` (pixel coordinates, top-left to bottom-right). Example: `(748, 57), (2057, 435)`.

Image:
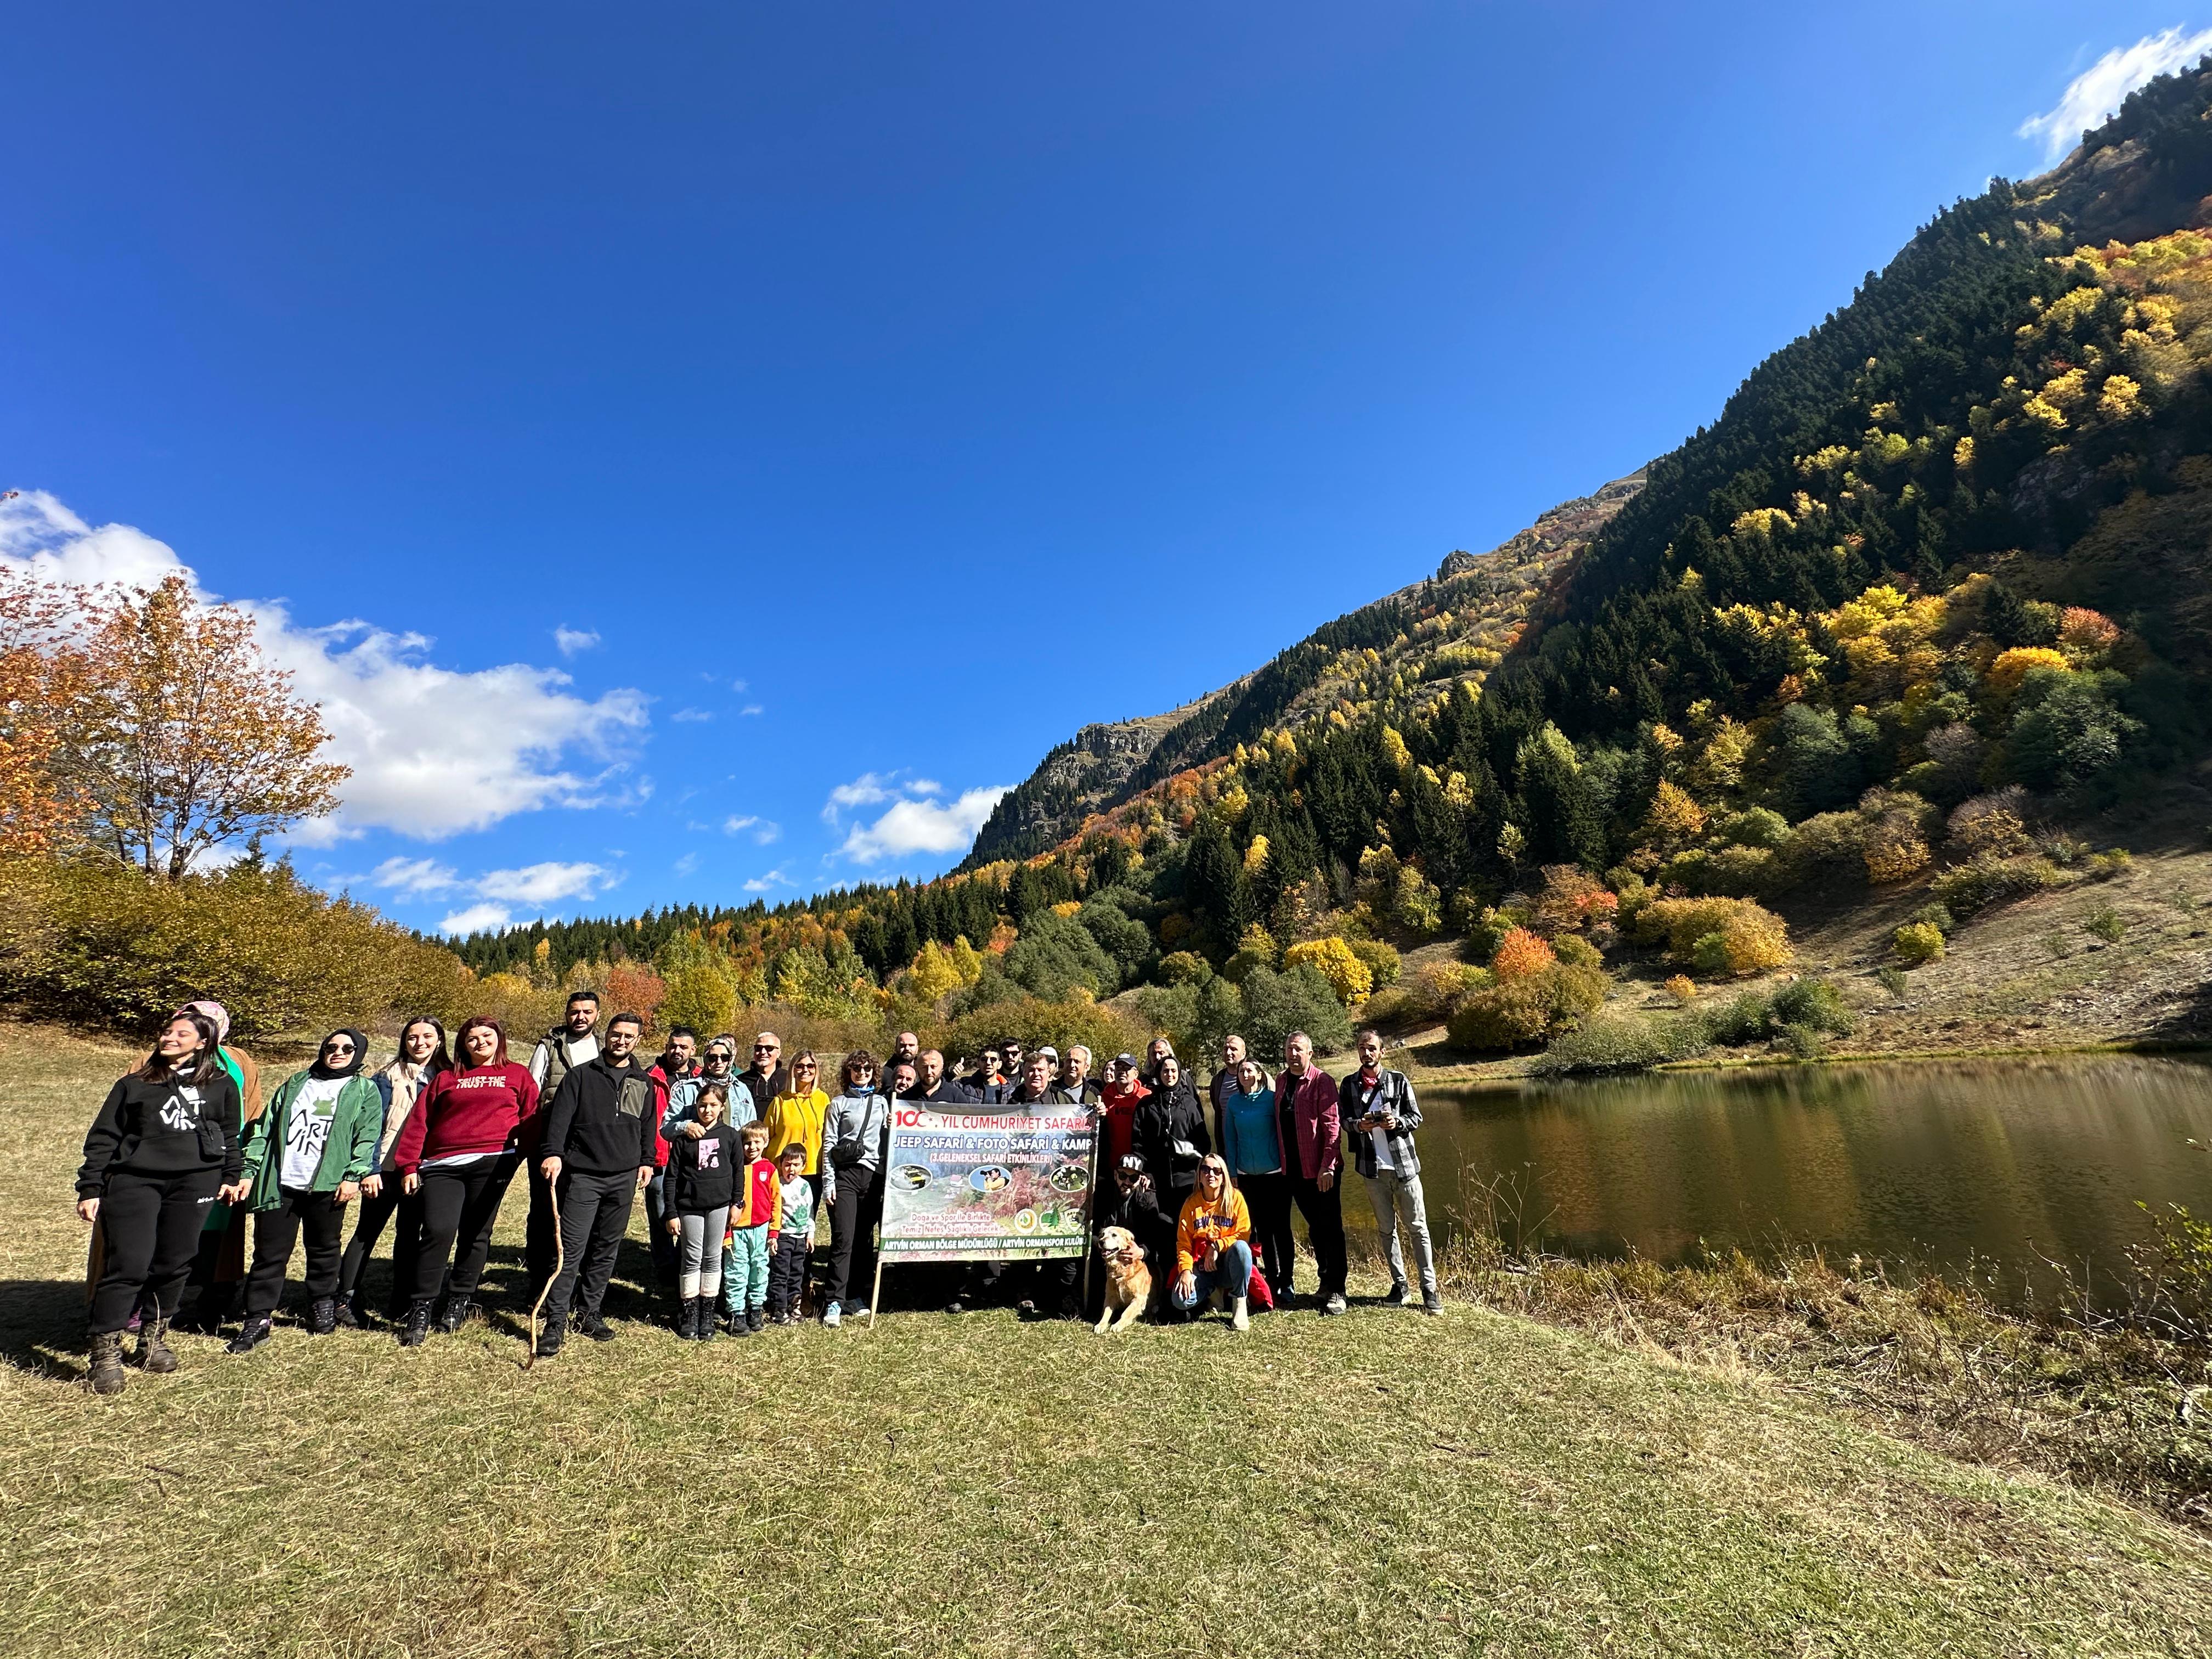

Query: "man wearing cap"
(1096, 1053), (1148, 1173)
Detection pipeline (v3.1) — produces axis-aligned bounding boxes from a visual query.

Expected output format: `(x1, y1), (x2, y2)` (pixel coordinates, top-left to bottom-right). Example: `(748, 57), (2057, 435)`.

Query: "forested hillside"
(449, 60), (2212, 1066)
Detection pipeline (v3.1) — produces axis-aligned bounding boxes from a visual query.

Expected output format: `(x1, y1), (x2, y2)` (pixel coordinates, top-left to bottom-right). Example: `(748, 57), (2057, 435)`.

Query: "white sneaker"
(822, 1303), (841, 1328)
(1231, 1296), (1250, 1332)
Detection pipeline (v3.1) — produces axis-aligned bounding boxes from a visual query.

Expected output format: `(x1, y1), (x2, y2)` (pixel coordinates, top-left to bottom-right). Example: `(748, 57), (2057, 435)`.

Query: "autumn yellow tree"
(0, 569), (92, 856)
(66, 576), (349, 878)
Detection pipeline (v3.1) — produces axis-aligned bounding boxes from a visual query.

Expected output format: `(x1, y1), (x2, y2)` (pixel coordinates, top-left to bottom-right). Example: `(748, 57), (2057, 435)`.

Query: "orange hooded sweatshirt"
(1176, 1184), (1252, 1276)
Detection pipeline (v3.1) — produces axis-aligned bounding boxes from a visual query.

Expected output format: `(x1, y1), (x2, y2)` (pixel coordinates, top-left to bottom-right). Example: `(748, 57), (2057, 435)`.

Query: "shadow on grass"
(0, 1277), (93, 1381)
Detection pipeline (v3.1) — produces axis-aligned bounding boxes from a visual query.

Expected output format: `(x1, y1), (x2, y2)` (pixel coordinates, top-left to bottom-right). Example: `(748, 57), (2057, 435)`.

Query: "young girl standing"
(664, 1081), (741, 1340)
(336, 1017), (450, 1327)
(76, 1011), (246, 1393)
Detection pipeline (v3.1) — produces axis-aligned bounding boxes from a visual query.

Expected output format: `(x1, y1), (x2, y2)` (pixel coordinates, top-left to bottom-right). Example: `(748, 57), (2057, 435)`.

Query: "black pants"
(823, 1162), (880, 1308)
(1290, 1173), (1347, 1299)
(526, 1161), (558, 1297)
(91, 1167), (223, 1333)
(641, 1170), (678, 1286)
(767, 1230), (809, 1314)
(1239, 1171), (1294, 1298)
(244, 1188), (347, 1316)
(548, 1169), (636, 1321)
(409, 1158), (518, 1303)
(337, 1180), (421, 1311)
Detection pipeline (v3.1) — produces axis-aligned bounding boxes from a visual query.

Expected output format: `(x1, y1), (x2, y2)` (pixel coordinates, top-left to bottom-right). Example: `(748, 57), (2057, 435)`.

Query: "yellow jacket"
(1176, 1186), (1251, 1276)
(764, 1087), (829, 1175)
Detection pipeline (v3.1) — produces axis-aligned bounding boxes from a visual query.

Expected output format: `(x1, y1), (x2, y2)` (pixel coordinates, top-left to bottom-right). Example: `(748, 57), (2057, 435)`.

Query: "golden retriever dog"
(1095, 1226), (1150, 1333)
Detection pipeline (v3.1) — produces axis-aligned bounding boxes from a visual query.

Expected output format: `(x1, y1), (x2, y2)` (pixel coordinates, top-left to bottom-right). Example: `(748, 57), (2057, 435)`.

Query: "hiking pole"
(523, 1169), (564, 1372)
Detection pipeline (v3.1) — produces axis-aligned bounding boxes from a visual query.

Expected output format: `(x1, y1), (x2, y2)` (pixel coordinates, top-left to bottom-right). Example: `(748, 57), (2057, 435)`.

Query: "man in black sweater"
(535, 1013), (658, 1353)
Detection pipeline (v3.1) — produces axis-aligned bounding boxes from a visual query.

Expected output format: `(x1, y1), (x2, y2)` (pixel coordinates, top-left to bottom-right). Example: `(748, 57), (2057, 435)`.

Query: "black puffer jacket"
(1132, 1077), (1210, 1197)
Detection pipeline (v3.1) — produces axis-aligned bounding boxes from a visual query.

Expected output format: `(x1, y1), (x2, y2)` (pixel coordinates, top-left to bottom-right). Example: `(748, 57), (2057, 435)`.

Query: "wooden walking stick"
(522, 1172), (564, 1371)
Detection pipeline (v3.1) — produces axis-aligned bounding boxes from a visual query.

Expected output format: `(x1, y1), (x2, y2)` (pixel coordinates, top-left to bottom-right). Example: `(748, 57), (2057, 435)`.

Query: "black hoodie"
(77, 1066), (245, 1198)
(539, 1053), (660, 1176)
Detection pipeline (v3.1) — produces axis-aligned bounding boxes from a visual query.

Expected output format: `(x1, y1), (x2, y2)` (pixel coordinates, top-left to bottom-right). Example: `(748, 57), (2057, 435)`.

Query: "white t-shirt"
(281, 1076), (347, 1189)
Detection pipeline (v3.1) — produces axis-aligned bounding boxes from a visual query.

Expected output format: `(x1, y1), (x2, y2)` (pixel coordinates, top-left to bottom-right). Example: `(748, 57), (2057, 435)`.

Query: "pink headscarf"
(179, 999), (232, 1042)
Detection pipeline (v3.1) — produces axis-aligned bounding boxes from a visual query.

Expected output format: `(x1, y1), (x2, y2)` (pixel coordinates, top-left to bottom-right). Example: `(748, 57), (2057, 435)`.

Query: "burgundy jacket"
(1276, 1065), (1341, 1181)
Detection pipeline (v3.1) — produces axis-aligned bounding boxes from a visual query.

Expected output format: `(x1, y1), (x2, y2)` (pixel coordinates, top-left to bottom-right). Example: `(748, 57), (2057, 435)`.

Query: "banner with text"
(877, 1104), (1097, 1262)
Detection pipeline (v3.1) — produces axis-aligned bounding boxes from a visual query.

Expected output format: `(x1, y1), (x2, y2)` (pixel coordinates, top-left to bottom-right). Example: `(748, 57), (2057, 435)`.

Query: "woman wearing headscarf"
(76, 1009), (246, 1393)
(227, 1029), (384, 1354)
(335, 1017), (451, 1327)
(390, 1016), (539, 1347)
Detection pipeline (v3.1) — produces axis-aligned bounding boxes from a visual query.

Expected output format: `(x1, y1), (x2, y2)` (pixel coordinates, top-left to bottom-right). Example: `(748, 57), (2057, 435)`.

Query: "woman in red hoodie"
(390, 1016), (539, 1347)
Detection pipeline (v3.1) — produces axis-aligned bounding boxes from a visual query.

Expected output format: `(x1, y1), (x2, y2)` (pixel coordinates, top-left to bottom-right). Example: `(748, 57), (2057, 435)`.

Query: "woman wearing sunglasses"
(227, 1028), (384, 1353)
(817, 1050), (888, 1327)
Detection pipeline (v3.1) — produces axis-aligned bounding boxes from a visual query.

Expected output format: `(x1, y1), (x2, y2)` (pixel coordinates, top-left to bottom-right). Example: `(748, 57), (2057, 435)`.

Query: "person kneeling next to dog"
(1171, 1153), (1252, 1331)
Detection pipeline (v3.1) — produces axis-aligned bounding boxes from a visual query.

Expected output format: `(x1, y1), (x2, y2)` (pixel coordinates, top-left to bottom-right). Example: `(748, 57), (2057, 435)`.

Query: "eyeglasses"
(754, 1043), (778, 1052)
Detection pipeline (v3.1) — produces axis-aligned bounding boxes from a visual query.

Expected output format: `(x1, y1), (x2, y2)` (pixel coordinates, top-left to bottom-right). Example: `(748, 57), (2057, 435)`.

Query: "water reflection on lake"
(1339, 1057), (2212, 1301)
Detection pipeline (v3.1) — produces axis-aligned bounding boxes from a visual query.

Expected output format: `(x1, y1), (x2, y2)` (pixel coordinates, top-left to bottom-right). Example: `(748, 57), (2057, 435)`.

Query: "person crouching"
(664, 1082), (740, 1341)
(1171, 1153), (1253, 1331)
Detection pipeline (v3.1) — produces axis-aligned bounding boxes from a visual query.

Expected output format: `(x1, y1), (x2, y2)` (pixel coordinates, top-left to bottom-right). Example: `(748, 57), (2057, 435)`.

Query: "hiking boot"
(578, 1313), (617, 1343)
(436, 1295), (472, 1335)
(1384, 1281), (1410, 1307)
(134, 1318), (178, 1374)
(944, 1299), (967, 1315)
(397, 1299), (433, 1348)
(225, 1315), (273, 1356)
(673, 1299), (696, 1341)
(1421, 1291), (1445, 1316)
(309, 1297), (338, 1336)
(746, 1307), (765, 1335)
(334, 1292), (363, 1329)
(534, 1313), (566, 1358)
(1322, 1293), (1347, 1317)
(88, 1331), (127, 1396)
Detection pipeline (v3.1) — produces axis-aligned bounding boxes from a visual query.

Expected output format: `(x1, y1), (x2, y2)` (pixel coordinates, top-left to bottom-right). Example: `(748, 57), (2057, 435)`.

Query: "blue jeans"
(1171, 1240), (1252, 1308)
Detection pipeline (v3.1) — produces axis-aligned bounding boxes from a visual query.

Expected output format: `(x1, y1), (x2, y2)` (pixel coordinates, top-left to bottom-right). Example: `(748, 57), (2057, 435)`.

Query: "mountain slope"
(962, 468), (1647, 867)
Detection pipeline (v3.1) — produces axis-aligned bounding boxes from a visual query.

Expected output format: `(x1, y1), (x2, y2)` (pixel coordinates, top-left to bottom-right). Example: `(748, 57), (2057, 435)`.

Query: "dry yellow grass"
(2, 1020), (2209, 1657)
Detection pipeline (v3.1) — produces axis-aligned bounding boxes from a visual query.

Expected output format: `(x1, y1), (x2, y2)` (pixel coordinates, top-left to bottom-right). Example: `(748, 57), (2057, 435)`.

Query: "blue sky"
(0, 5), (2195, 935)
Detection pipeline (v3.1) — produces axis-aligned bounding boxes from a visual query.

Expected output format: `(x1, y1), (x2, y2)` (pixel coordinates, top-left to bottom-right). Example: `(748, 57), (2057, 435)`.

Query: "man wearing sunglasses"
(737, 1032), (790, 1122)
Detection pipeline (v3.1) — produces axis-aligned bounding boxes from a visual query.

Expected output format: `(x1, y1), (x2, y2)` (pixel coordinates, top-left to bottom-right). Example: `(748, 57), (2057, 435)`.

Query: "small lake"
(1339, 1057), (2212, 1304)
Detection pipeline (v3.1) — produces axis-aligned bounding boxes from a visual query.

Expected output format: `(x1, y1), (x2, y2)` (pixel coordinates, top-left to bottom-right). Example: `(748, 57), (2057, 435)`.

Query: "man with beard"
(535, 1014), (658, 1353)
(640, 1026), (698, 1292)
(523, 991), (600, 1300)
(916, 1049), (976, 1105)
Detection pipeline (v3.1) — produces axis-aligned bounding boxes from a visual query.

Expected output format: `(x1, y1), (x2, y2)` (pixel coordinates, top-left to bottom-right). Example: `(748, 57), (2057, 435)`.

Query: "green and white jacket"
(238, 1070), (385, 1211)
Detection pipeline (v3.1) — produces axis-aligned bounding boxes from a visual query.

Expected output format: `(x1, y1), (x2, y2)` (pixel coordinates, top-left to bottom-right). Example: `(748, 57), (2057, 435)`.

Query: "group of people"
(72, 988), (1443, 1393)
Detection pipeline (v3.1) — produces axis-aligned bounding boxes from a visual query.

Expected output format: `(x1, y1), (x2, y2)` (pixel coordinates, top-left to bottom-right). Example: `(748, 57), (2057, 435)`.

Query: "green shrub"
(1446, 961), (1607, 1053)
(2085, 906), (2126, 943)
(1532, 1009), (1708, 1075)
(1770, 977), (1857, 1036)
(1346, 937), (1401, 990)
(0, 856), (467, 1040)
(1893, 922), (1946, 966)
(1460, 907), (1516, 965)
(1876, 966), (1908, 997)
(1932, 854), (2066, 917)
(1553, 934), (1602, 970)
(1909, 902), (1955, 935)
(1705, 990), (1777, 1047)
(1156, 950), (1208, 986)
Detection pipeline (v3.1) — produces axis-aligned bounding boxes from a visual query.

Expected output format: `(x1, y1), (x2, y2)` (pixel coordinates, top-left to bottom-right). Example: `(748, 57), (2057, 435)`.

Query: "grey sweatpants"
(1365, 1169), (1437, 1296)
(676, 1206), (729, 1300)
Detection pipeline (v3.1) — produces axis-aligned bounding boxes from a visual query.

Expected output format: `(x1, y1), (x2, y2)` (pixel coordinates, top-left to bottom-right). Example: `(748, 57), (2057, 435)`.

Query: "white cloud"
(673, 852), (699, 877)
(370, 856), (462, 898)
(437, 901), (512, 936)
(823, 771), (901, 822)
(738, 703), (764, 716)
(723, 815), (780, 843)
(839, 785), (1007, 865)
(731, 679), (748, 692)
(475, 861), (615, 905)
(2020, 27), (2212, 162)
(553, 625), (600, 658)
(742, 867), (791, 892)
(672, 707), (713, 723)
(0, 490), (651, 843)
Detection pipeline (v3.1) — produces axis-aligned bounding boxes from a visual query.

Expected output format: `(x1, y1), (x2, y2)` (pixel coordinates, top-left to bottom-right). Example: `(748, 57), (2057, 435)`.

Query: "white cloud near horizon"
(373, 856), (619, 932)
(0, 490), (651, 843)
(742, 867), (791, 892)
(838, 785), (1007, 865)
(2020, 26), (2212, 162)
(436, 901), (514, 936)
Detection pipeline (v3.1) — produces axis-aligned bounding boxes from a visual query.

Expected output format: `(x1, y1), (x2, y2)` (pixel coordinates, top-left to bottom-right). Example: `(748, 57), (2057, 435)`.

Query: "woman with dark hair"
(76, 1010), (246, 1393)
(1132, 1052), (1211, 1317)
(817, 1049), (887, 1328)
(335, 1017), (451, 1327)
(390, 1015), (539, 1347)
(227, 1029), (385, 1355)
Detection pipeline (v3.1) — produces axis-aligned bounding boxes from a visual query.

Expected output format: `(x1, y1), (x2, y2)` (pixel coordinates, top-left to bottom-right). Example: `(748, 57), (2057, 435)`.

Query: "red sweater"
(1099, 1081), (1148, 1170)
(394, 1063), (539, 1175)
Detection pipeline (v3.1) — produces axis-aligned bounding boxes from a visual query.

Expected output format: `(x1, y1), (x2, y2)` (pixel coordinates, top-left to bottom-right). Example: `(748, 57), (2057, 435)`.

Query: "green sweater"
(239, 1071), (384, 1211)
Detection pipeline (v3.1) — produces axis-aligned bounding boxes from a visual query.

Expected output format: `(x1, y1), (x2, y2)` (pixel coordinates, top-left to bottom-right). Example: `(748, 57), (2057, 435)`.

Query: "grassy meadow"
(2, 1020), (2209, 1658)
